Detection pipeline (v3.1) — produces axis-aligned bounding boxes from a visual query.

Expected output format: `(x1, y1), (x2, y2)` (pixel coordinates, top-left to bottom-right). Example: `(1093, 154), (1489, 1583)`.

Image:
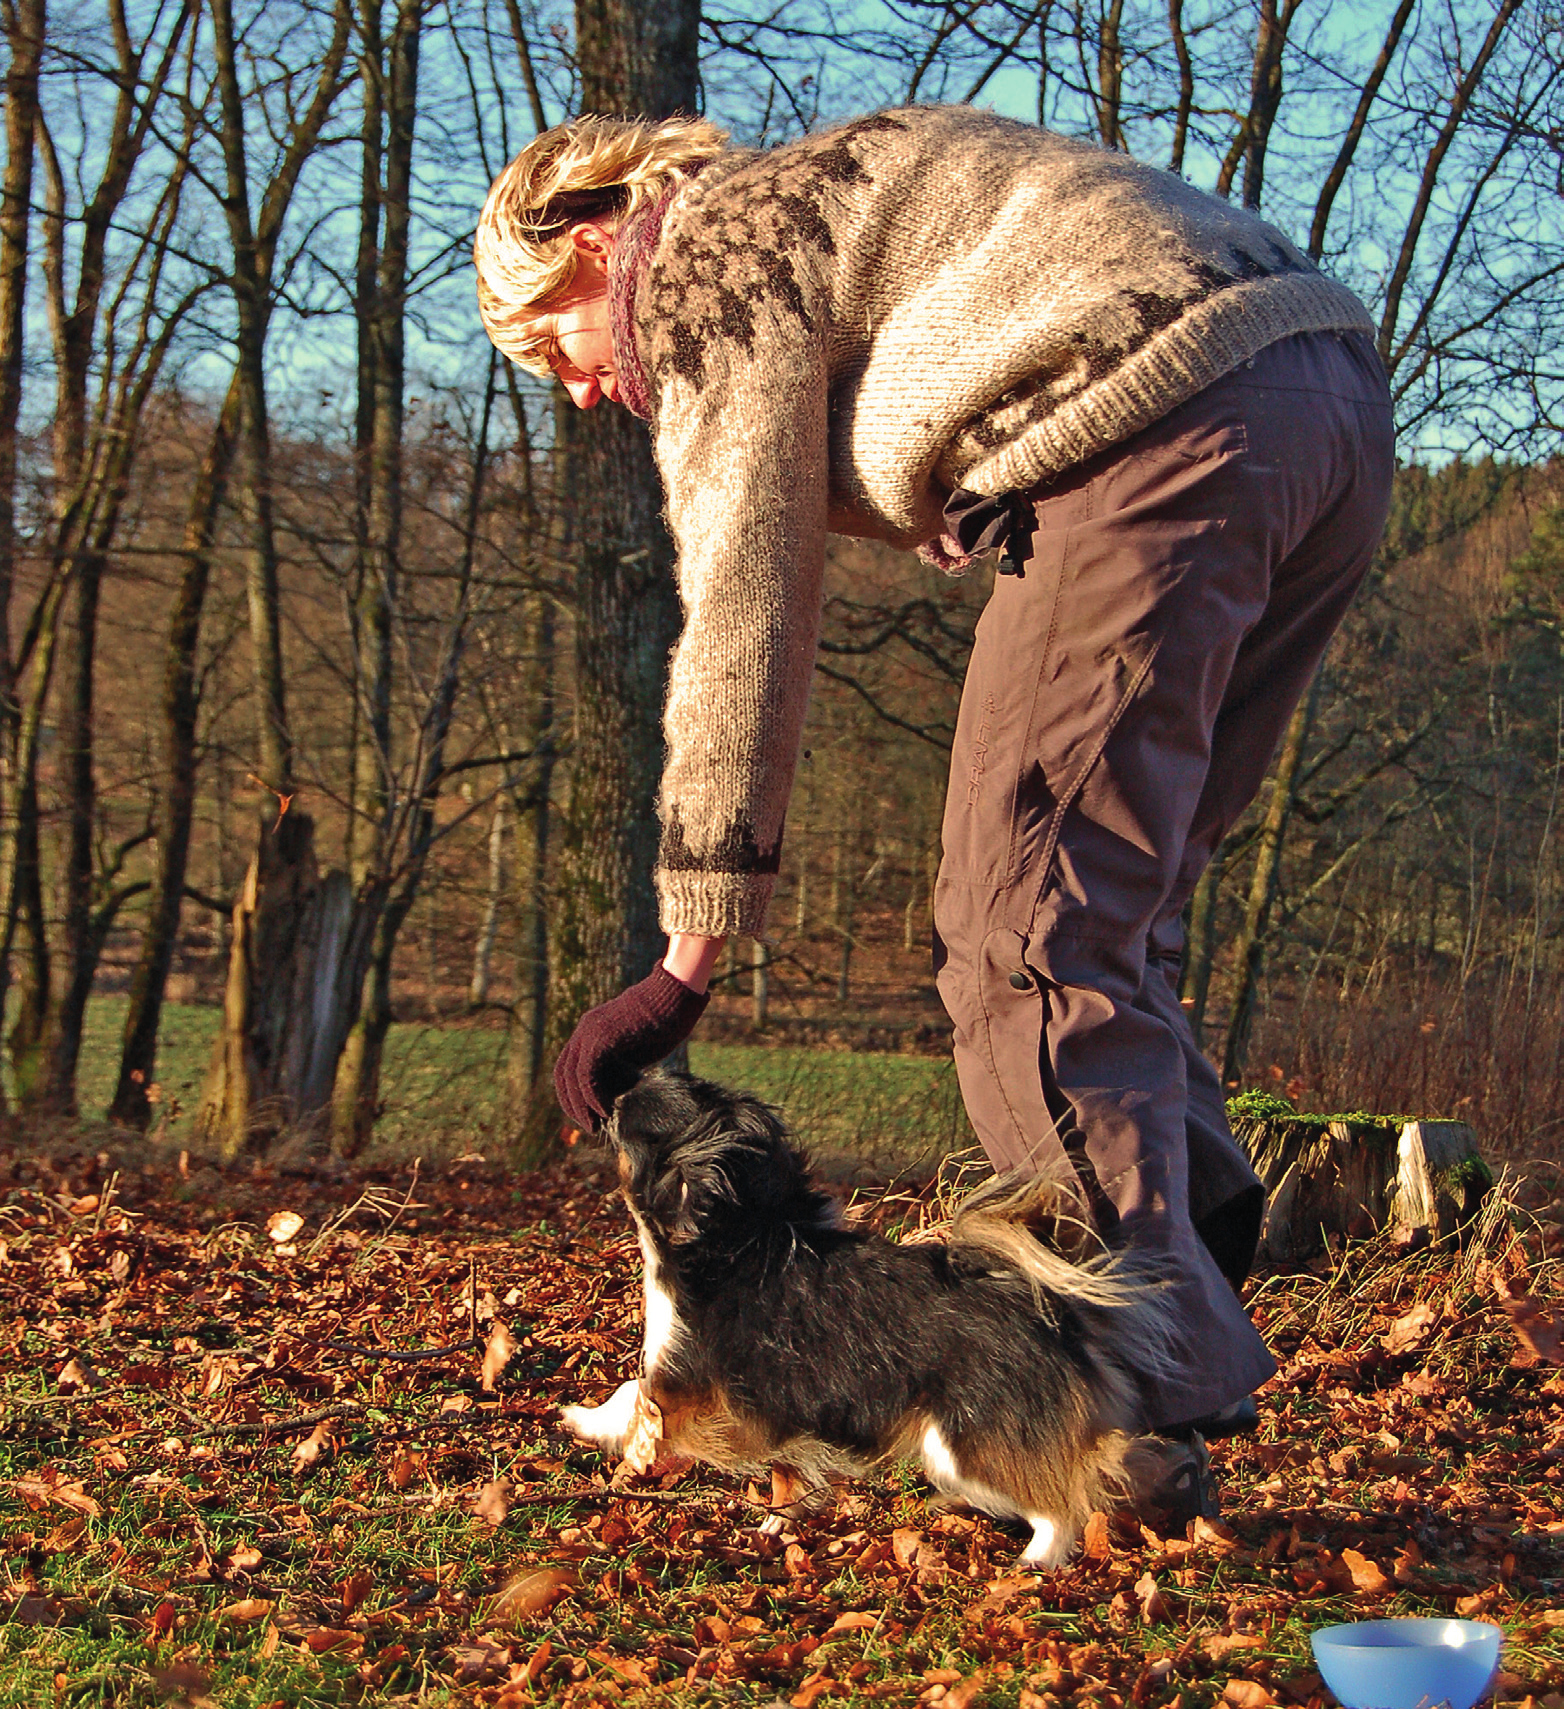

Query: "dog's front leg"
(561, 1379), (641, 1457)
(757, 1462), (833, 1534)
(561, 1379), (665, 1478)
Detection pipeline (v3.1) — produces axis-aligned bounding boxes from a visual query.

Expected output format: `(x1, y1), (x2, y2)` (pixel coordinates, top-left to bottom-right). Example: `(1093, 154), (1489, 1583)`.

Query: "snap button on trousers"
(933, 329), (1395, 1429)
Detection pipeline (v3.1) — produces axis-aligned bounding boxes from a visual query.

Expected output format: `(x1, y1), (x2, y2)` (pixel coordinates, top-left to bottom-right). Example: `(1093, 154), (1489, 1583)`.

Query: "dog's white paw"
(560, 1378), (640, 1454)
(1018, 1514), (1067, 1569)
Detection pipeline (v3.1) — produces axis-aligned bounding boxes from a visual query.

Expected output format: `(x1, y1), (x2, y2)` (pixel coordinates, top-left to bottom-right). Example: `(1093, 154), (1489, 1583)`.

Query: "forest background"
(1, 0), (1562, 1171)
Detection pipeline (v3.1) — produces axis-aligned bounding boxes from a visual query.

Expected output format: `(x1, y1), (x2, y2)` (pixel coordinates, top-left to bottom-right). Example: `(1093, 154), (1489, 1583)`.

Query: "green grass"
(69, 997), (974, 1173)
(683, 1042), (976, 1178)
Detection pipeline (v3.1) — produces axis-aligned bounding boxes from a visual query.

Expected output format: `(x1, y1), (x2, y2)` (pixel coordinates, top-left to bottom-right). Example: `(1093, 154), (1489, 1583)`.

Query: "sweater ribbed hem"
(656, 867), (775, 938)
(947, 273), (1376, 497)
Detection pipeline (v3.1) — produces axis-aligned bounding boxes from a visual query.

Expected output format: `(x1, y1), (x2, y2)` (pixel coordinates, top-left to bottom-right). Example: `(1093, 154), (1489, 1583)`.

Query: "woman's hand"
(552, 935), (726, 1131)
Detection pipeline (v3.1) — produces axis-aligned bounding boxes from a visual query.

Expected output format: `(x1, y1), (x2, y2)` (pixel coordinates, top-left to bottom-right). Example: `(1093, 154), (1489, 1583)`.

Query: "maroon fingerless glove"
(553, 964), (709, 1132)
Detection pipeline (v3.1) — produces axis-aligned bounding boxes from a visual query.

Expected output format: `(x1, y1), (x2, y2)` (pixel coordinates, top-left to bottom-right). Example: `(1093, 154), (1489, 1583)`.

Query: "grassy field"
(69, 997), (975, 1175)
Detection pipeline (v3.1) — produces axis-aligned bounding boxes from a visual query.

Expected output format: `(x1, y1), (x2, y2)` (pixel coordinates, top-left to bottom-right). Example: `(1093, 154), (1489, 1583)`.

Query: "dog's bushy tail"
(948, 1168), (1180, 1386)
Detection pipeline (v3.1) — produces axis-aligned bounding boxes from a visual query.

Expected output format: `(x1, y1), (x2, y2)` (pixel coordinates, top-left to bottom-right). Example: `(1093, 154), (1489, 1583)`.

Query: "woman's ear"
(566, 219), (616, 265)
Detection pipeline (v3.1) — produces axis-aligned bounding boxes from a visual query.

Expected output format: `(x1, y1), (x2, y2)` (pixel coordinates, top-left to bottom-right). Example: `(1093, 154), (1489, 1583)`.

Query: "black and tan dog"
(561, 1069), (1174, 1566)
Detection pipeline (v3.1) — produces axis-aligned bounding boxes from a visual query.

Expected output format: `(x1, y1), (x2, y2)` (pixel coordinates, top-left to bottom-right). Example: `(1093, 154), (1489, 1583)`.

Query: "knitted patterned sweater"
(636, 103), (1375, 938)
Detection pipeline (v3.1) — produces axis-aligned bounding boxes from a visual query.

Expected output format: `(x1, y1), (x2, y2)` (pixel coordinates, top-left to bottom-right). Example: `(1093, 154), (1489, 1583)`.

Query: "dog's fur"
(560, 1069), (1175, 1566)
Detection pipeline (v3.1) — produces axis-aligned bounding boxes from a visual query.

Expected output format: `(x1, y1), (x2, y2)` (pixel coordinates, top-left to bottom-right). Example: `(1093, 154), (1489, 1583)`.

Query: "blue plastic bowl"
(1311, 1618), (1500, 1709)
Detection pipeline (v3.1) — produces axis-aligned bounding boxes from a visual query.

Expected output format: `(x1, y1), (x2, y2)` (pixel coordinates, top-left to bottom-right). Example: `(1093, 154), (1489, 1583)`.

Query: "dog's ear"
(646, 1148), (732, 1244)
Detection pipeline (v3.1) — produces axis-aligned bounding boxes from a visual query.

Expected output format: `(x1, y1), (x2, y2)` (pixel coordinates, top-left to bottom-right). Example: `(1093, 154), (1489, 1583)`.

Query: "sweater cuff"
(656, 867), (775, 938)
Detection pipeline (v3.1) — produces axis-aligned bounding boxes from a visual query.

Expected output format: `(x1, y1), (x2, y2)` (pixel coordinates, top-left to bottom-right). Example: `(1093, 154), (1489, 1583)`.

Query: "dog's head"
(607, 1068), (813, 1246)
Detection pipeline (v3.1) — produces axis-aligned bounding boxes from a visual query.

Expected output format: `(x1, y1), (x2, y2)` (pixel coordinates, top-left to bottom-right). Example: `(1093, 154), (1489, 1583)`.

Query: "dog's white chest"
(636, 1221), (680, 1374)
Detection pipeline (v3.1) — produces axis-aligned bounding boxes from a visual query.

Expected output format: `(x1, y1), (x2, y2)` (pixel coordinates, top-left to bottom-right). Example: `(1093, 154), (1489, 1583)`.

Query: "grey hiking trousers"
(933, 330), (1395, 1429)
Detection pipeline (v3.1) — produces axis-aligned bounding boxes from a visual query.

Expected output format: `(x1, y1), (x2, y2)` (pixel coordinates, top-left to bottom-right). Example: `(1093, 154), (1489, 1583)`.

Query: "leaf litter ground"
(4, 1137), (1564, 1707)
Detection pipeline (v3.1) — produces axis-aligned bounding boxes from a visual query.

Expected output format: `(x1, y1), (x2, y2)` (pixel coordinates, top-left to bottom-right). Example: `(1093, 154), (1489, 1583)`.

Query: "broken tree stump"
(1226, 1096), (1492, 1263)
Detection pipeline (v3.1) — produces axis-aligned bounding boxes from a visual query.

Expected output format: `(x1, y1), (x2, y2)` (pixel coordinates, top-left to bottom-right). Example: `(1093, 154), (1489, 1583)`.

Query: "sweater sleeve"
(648, 319), (830, 940)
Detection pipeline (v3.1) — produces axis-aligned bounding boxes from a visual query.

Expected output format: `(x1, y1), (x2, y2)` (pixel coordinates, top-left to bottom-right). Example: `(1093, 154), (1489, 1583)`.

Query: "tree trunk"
(469, 794), (509, 1006)
(193, 811), (344, 1158)
(197, 0), (388, 1152)
(110, 0), (347, 1129)
(1095, 0), (1125, 149)
(512, 0), (698, 1163)
(1222, 670), (1323, 1084)
(504, 590), (556, 1107)
(35, 545), (105, 1112)
(0, 0), (43, 1110)
(201, 0), (309, 1153)
(1179, 854), (1222, 1047)
(6, 749), (47, 1103)
(751, 936), (769, 1030)
(110, 381), (240, 1128)
(329, 351), (492, 1157)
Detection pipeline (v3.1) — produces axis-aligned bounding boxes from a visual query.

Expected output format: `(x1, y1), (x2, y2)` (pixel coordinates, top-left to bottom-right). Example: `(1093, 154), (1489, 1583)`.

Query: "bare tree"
(507, 0), (699, 1162)
(110, 0), (354, 1129)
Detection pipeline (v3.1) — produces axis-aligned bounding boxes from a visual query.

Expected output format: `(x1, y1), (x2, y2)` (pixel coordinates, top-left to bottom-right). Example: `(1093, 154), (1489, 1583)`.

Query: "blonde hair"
(475, 113), (729, 376)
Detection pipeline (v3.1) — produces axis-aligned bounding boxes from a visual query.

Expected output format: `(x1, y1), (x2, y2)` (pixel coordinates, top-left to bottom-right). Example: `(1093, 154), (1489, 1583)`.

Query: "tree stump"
(1228, 1100), (1492, 1263)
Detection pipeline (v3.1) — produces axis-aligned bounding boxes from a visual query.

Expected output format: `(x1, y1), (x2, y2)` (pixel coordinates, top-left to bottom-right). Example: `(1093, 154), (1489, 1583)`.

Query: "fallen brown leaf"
(480, 1319), (515, 1390)
(1207, 1633), (1265, 1661)
(290, 1421), (333, 1471)
(1223, 1682), (1273, 1708)
(13, 1474), (101, 1518)
(56, 1355), (99, 1391)
(891, 1527), (924, 1569)
(40, 1515), (87, 1553)
(1341, 1548), (1393, 1595)
(472, 1479), (512, 1527)
(359, 1644), (410, 1690)
(1503, 1292), (1564, 1365)
(964, 1575), (1040, 1623)
(1191, 1515), (1240, 1554)
(784, 1541), (814, 1577)
(1382, 1300), (1439, 1355)
(225, 1545), (263, 1573)
(596, 1648), (656, 1686)
(825, 1611), (880, 1636)
(520, 1638), (552, 1684)
(266, 1210), (304, 1244)
(3, 1594), (62, 1626)
(217, 1598), (274, 1622)
(339, 1571), (373, 1617)
(791, 1674), (835, 1709)
(1082, 1510), (1112, 1562)
(302, 1628), (363, 1655)
(389, 1452), (424, 1490)
(151, 1661), (212, 1705)
(945, 1673), (986, 1709)
(488, 1565), (577, 1624)
(1134, 1570), (1169, 1626)
(453, 1639), (512, 1684)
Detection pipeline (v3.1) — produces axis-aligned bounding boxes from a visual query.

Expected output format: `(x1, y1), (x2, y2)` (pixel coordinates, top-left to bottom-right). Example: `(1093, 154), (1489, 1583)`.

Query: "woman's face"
(530, 224), (618, 408)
